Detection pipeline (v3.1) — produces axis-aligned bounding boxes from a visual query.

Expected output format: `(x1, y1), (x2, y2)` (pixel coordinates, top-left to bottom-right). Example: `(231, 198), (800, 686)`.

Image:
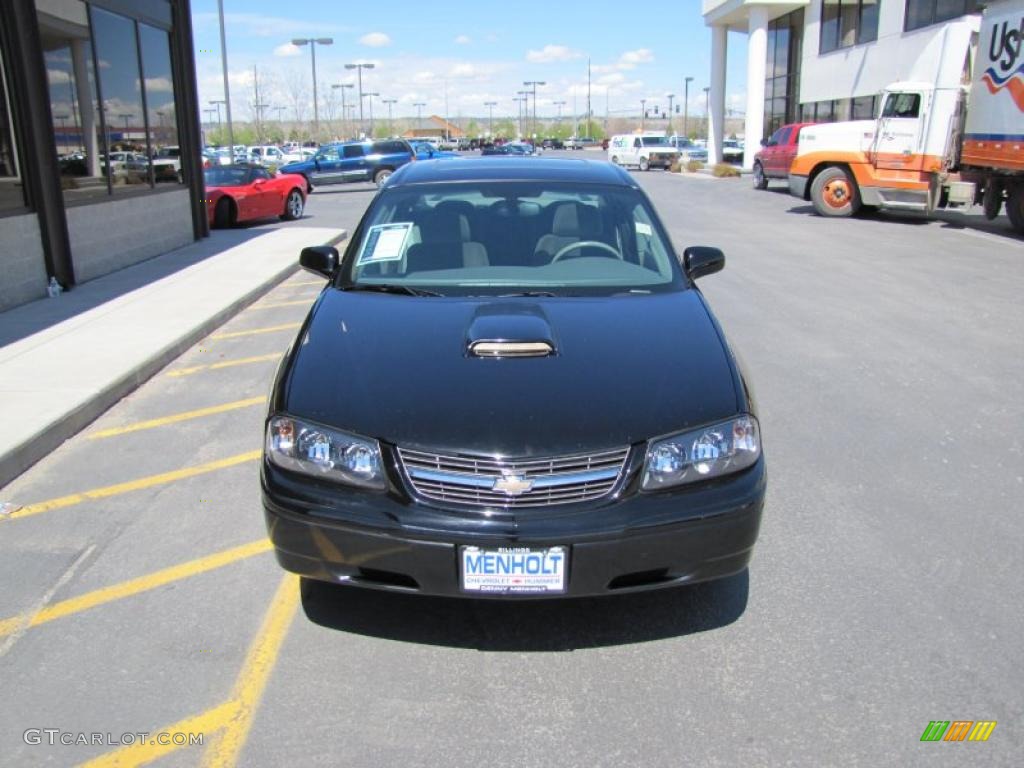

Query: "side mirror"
(300, 245), (339, 279)
(683, 246), (724, 280)
(760, 138), (767, 147)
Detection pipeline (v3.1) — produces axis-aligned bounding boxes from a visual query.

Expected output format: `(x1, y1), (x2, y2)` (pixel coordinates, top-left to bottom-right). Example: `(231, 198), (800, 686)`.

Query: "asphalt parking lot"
(1, 155), (1022, 767)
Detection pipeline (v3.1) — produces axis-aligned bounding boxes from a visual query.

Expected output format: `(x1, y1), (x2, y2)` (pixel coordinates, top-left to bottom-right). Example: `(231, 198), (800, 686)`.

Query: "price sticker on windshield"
(358, 222), (413, 264)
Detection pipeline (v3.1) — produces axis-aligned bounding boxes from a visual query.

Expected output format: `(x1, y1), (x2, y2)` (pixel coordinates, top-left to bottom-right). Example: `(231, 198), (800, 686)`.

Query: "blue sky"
(190, 0), (750, 124)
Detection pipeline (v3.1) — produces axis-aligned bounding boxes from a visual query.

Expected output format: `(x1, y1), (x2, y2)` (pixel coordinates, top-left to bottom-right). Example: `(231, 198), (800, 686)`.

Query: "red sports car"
(205, 163), (307, 228)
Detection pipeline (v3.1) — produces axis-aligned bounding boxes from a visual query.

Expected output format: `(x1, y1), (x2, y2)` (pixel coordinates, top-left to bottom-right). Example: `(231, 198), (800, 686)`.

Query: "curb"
(0, 229), (348, 490)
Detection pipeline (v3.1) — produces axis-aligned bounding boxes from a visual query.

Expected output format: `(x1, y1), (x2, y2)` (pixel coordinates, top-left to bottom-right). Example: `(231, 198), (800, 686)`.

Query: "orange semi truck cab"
(788, 0), (1024, 234)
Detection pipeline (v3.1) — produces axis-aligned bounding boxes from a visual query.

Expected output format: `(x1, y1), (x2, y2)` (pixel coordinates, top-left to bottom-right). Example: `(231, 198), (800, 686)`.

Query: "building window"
(851, 95), (878, 119)
(764, 9), (804, 140)
(904, 0), (983, 32)
(821, 0), (880, 54)
(0, 32), (25, 212)
(139, 23), (182, 184)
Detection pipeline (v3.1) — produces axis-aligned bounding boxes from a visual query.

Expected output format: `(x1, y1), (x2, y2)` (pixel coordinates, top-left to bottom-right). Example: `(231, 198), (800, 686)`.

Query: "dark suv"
(280, 139), (414, 191)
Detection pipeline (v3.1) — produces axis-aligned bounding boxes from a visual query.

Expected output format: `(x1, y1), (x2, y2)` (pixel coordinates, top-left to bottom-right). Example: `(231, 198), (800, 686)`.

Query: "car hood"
(278, 290), (740, 456)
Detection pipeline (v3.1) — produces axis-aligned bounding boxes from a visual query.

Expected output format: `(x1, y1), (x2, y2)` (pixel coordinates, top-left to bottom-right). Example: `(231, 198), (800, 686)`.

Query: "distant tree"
(465, 119), (479, 137)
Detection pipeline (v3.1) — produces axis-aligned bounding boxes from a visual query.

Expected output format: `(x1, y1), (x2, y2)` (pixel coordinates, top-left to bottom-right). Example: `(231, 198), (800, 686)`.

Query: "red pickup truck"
(753, 122), (814, 190)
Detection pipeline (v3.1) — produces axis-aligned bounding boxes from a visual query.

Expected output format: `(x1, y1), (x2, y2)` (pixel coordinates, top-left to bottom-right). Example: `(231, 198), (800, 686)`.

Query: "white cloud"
(617, 48), (654, 69)
(48, 68), (72, 86)
(359, 32), (391, 48)
(454, 35), (471, 45)
(192, 12), (346, 38)
(526, 45), (581, 63)
(450, 63), (477, 79)
(274, 43), (302, 57)
(142, 76), (174, 92)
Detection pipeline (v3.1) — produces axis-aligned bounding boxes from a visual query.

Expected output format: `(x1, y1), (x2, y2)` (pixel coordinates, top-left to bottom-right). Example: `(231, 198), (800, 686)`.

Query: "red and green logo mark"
(920, 721), (997, 742)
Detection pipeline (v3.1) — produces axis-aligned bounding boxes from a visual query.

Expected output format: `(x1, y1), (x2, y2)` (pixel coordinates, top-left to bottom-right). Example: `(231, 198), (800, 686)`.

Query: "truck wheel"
(753, 162), (768, 190)
(611, 156), (619, 165)
(1007, 186), (1024, 235)
(810, 166), (861, 217)
(639, 157), (650, 171)
(373, 168), (393, 188)
(983, 182), (1003, 220)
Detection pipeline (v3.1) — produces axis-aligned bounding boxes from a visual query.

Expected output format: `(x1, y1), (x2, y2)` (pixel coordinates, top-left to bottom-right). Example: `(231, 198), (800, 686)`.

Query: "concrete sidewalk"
(0, 226), (344, 489)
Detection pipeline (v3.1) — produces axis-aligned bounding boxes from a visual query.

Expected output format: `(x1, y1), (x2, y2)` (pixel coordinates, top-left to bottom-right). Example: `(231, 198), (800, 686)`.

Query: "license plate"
(460, 546), (567, 594)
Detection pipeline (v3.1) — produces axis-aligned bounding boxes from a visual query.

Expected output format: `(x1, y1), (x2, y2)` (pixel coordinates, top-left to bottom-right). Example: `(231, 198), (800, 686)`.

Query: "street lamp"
(292, 37), (334, 141)
(331, 83), (354, 139)
(484, 101), (497, 138)
(209, 99), (225, 135)
(345, 62), (376, 136)
(513, 95), (528, 139)
(666, 94), (675, 134)
(523, 80), (545, 139)
(413, 101), (425, 132)
(640, 99), (646, 132)
(382, 98), (397, 136)
(683, 77), (694, 139)
(552, 99), (565, 129)
(363, 92), (379, 137)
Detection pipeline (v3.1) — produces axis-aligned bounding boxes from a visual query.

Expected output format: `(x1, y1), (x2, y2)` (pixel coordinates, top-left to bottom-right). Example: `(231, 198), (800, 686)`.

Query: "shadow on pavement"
(300, 569), (750, 651)
(0, 228), (270, 348)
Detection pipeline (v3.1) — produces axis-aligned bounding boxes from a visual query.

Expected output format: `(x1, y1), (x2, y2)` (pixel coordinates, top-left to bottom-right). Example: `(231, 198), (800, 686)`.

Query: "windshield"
(342, 182), (684, 296)
(641, 137), (669, 146)
(204, 167), (250, 186)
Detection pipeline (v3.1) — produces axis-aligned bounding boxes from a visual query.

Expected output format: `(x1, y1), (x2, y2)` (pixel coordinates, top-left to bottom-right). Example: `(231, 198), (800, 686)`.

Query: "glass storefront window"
(90, 6), (149, 194)
(0, 36), (25, 211)
(139, 24), (182, 185)
(821, 0), (878, 53)
(905, 0), (982, 32)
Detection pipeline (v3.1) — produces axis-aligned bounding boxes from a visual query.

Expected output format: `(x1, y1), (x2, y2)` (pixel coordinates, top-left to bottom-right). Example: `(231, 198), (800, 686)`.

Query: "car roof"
(389, 157), (636, 187)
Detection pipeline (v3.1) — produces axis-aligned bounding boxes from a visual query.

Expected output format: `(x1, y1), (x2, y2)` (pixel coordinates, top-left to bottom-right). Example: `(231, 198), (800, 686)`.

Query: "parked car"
(481, 143), (509, 155)
(667, 136), (708, 163)
(721, 139), (744, 163)
(247, 145), (286, 166)
(607, 134), (681, 171)
(411, 140), (459, 160)
(279, 139), (415, 191)
(542, 138), (564, 149)
(263, 157), (765, 598)
(204, 164), (306, 228)
(503, 141), (536, 156)
(564, 136), (582, 150)
(279, 147), (316, 164)
(753, 123), (815, 190)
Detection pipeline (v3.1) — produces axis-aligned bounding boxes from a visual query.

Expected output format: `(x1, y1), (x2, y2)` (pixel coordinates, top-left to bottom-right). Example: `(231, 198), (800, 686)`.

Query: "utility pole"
(364, 92), (379, 137)
(444, 79), (450, 143)
(484, 101), (497, 138)
(331, 83), (353, 139)
(516, 91), (530, 138)
(413, 102), (425, 133)
(640, 98), (647, 132)
(523, 80), (545, 140)
(216, 0), (234, 152)
(666, 93), (675, 135)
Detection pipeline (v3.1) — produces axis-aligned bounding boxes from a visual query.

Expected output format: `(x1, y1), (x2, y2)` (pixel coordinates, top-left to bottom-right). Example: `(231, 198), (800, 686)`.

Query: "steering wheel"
(551, 240), (623, 262)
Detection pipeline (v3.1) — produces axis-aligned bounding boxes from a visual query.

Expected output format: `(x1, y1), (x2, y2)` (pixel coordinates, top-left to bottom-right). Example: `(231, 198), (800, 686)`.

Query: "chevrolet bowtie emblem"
(492, 473), (534, 496)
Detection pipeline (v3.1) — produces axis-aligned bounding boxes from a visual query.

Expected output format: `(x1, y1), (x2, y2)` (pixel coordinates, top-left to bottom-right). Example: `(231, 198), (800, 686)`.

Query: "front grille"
(398, 446), (629, 509)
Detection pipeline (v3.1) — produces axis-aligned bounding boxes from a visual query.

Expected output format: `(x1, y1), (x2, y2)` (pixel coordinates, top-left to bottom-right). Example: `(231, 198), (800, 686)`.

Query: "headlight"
(265, 415), (386, 490)
(642, 415), (760, 491)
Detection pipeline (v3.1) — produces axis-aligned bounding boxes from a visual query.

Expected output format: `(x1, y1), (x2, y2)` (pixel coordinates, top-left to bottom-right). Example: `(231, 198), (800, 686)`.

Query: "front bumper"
(263, 453), (765, 599)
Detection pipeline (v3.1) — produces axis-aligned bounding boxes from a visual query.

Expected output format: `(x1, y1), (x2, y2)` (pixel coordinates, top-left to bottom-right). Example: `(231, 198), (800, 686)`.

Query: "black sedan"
(263, 158), (765, 598)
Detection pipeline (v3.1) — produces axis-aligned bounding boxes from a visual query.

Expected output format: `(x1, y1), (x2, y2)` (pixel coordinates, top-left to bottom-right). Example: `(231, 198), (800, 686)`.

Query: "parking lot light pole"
(382, 98), (397, 136)
(513, 95), (527, 139)
(413, 102), (425, 133)
(364, 92), (379, 137)
(523, 80), (545, 140)
(331, 83), (353, 139)
(683, 76), (693, 138)
(552, 100), (565, 133)
(216, 0), (234, 153)
(292, 38), (333, 142)
(484, 101), (497, 137)
(209, 99), (225, 135)
(640, 99), (646, 132)
(345, 62), (375, 137)
(666, 94), (675, 135)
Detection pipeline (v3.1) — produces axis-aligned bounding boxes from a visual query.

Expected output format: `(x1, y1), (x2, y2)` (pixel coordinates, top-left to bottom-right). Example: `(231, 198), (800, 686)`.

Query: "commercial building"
(703, 0), (984, 167)
(0, 0), (206, 312)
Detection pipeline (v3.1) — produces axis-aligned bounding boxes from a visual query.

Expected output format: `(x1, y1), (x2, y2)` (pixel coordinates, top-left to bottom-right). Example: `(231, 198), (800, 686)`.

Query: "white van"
(607, 134), (680, 171)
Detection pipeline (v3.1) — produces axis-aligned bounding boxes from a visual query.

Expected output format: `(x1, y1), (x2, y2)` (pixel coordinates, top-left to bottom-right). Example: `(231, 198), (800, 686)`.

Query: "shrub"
(685, 160), (704, 173)
(669, 159), (681, 173)
(712, 163), (740, 178)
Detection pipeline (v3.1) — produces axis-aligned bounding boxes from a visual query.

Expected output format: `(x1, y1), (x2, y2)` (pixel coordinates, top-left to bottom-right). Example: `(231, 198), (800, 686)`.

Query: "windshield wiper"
(345, 284), (443, 297)
(495, 291), (558, 298)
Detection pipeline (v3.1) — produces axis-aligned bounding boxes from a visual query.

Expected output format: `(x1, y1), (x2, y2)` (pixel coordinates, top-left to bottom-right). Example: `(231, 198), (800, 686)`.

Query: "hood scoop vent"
(465, 303), (557, 359)
(469, 340), (553, 358)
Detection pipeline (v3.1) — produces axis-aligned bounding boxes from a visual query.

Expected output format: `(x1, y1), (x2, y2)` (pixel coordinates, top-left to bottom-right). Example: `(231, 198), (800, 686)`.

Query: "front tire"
(302, 175), (314, 193)
(610, 155), (619, 165)
(810, 166), (861, 217)
(373, 168), (393, 188)
(753, 162), (768, 190)
(280, 189), (304, 221)
(639, 156), (650, 172)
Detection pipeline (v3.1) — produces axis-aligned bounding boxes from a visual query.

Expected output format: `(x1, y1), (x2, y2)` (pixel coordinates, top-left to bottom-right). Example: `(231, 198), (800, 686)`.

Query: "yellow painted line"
(201, 574), (300, 768)
(79, 700), (239, 768)
(8, 451), (261, 521)
(87, 397), (266, 440)
(0, 540), (272, 638)
(210, 323), (300, 340)
(248, 299), (313, 310)
(167, 353), (281, 378)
